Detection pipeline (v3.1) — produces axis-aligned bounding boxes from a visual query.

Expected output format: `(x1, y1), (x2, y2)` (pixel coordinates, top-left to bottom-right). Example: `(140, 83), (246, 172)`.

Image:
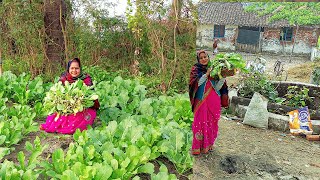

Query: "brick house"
(197, 2), (320, 55)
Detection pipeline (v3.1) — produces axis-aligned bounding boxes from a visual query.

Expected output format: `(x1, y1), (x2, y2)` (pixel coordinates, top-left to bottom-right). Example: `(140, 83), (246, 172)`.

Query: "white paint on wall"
(311, 47), (320, 61)
(262, 39), (282, 53)
(196, 24), (214, 49)
(262, 39), (311, 54)
(292, 42), (311, 54)
(219, 25), (237, 51)
(197, 24), (237, 51)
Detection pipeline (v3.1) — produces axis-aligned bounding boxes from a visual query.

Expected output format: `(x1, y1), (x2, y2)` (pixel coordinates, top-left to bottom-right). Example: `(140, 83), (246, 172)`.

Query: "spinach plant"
(43, 80), (98, 116)
(238, 72), (285, 104)
(208, 53), (248, 79)
(284, 86), (313, 108)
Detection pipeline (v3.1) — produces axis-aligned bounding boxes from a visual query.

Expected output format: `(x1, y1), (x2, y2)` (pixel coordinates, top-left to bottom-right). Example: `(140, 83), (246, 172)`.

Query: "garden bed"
(231, 81), (320, 133)
(230, 96), (320, 120)
(272, 81), (320, 110)
(235, 81), (319, 118)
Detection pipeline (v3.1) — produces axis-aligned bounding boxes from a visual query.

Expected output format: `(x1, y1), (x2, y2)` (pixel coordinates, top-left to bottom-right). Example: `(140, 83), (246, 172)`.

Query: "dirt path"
(192, 118), (320, 180)
(222, 52), (313, 86)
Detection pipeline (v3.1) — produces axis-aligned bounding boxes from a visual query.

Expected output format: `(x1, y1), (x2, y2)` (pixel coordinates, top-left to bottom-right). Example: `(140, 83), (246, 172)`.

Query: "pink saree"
(191, 79), (221, 155)
(189, 51), (227, 155)
(41, 108), (96, 134)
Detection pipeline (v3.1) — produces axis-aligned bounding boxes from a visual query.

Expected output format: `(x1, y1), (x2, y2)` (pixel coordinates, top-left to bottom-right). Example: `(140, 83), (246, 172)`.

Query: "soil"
(192, 52), (320, 180)
(136, 156), (192, 179)
(192, 118), (320, 180)
(225, 52), (313, 86)
(2, 122), (74, 164)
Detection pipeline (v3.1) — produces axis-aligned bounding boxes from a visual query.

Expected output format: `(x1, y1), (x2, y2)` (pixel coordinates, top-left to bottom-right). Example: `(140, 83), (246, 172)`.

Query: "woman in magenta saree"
(189, 50), (228, 155)
(40, 58), (100, 134)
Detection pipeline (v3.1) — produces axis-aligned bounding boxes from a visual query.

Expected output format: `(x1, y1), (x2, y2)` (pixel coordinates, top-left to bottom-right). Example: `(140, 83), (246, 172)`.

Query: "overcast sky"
(108, 0), (200, 17)
(74, 0), (200, 20)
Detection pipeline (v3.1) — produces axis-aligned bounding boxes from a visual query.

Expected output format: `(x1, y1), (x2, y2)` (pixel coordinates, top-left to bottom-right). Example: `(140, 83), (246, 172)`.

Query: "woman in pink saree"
(40, 58), (100, 134)
(189, 50), (228, 155)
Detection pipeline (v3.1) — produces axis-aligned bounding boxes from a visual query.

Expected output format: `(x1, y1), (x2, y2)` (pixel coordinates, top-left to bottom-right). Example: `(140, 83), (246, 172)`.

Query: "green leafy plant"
(284, 86), (313, 108)
(208, 53), (248, 79)
(0, 137), (48, 179)
(245, 2), (320, 26)
(95, 76), (147, 122)
(43, 80), (98, 116)
(0, 71), (194, 178)
(150, 164), (178, 180)
(311, 66), (320, 85)
(0, 92), (38, 160)
(309, 60), (320, 86)
(238, 72), (285, 104)
(0, 71), (48, 113)
(132, 164), (178, 180)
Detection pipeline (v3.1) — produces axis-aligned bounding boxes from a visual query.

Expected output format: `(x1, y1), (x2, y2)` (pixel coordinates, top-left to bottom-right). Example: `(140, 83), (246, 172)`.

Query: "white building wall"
(197, 25), (237, 51)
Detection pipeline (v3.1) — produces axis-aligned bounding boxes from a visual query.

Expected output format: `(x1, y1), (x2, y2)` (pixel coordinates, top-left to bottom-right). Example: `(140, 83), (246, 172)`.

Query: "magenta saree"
(41, 108), (96, 134)
(191, 80), (221, 155)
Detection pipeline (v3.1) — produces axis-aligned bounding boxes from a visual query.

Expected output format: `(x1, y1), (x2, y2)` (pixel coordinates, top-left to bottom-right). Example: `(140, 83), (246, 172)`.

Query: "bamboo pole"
(290, 25), (299, 63)
(60, 4), (68, 62)
(168, 0), (179, 91)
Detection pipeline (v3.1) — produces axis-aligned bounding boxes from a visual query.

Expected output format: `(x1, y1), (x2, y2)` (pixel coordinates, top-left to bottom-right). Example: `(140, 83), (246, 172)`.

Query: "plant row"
(0, 69), (194, 179)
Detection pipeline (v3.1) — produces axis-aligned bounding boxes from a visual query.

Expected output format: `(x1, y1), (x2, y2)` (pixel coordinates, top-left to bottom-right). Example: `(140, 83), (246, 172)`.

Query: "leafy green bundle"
(43, 80), (98, 116)
(208, 53), (248, 78)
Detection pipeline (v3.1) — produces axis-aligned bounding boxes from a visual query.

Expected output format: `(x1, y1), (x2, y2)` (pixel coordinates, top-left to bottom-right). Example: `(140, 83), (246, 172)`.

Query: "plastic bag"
(243, 92), (269, 129)
(288, 107), (313, 135)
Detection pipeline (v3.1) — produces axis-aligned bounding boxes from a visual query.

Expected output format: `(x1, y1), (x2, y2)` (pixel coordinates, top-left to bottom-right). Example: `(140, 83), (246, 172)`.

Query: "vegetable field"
(0, 67), (194, 179)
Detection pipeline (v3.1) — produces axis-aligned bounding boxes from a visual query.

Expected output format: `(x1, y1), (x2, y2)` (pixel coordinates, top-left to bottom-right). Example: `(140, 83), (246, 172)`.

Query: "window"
(280, 27), (293, 41)
(214, 25), (225, 38)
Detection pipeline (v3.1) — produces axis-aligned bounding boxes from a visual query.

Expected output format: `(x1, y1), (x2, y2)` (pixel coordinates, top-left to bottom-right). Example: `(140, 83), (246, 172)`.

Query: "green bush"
(238, 72), (285, 104)
(284, 86), (313, 108)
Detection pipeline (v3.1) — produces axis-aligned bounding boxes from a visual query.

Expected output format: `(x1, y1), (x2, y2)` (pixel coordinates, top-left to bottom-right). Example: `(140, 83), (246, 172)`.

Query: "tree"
(0, 0), (2, 76)
(125, 0), (196, 92)
(245, 2), (320, 59)
(246, 2), (320, 83)
(169, 0), (183, 31)
(0, 1), (46, 77)
(202, 0), (272, 2)
(245, 2), (320, 26)
(44, 0), (67, 75)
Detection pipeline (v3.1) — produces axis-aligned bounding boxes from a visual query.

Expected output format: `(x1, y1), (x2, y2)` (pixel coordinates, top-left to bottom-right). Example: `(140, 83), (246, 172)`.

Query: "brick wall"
(262, 27), (319, 54)
(197, 24), (319, 55)
(297, 27), (319, 46)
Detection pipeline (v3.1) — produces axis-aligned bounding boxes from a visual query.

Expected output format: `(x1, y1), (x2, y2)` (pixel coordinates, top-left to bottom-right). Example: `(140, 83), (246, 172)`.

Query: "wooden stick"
(310, 163), (320, 168)
(60, 3), (68, 62)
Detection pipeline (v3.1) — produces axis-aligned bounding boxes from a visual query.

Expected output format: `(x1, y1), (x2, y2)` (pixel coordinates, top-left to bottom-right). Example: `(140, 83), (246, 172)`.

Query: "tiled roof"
(198, 2), (293, 28)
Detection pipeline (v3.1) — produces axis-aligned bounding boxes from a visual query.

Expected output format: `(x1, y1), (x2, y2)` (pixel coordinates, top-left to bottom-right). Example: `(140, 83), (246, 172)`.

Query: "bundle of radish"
(43, 80), (98, 116)
(208, 53), (248, 79)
